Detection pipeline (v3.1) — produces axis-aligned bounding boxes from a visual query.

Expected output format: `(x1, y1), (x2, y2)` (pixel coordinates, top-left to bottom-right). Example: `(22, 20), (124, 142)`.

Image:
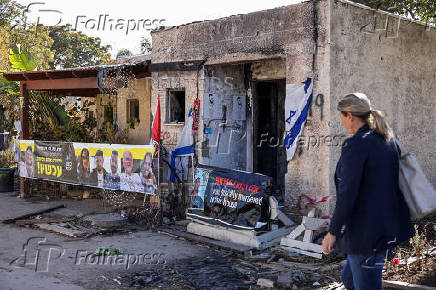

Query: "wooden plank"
(382, 280), (436, 290)
(38, 224), (86, 237)
(302, 216), (329, 231)
(281, 246), (323, 259)
(3, 204), (65, 224)
(286, 224), (305, 239)
(277, 210), (294, 226)
(255, 226), (293, 250)
(15, 217), (75, 226)
(73, 224), (96, 233)
(303, 208), (316, 242)
(280, 239), (323, 253)
(158, 225), (253, 253)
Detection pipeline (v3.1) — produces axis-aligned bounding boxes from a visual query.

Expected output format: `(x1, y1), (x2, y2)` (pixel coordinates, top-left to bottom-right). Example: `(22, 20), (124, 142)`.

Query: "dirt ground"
(0, 191), (214, 290)
(1, 189), (434, 290)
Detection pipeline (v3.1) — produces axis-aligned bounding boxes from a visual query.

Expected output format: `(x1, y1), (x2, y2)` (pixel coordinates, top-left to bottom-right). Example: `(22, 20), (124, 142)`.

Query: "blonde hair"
(337, 93), (391, 140)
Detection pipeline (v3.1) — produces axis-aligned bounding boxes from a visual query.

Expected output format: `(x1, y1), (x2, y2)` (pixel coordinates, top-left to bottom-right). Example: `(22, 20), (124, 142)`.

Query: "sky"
(16, 0), (302, 58)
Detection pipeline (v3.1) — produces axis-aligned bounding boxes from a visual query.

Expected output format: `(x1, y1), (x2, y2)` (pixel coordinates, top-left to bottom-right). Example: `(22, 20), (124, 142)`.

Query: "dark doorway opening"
(253, 80), (286, 200)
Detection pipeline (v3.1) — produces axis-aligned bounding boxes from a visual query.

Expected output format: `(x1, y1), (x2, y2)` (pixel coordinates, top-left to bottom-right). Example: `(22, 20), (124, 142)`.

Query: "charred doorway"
(253, 80), (286, 200)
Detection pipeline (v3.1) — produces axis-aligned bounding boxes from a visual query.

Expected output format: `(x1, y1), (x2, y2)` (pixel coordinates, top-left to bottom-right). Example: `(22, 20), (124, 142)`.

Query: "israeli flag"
(169, 108), (195, 181)
(284, 78), (313, 161)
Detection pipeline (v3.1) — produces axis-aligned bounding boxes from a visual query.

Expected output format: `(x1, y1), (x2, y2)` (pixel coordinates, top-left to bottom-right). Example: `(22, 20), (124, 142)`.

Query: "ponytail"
(370, 109), (392, 140)
(337, 93), (392, 140)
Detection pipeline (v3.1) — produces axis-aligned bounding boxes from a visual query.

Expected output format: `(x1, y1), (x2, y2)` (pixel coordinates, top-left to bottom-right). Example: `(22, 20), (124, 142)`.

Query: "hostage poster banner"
(18, 140), (158, 194)
(188, 165), (271, 231)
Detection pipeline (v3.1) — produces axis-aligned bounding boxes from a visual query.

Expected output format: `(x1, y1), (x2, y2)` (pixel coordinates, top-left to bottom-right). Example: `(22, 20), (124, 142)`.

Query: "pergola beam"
(23, 77), (98, 90)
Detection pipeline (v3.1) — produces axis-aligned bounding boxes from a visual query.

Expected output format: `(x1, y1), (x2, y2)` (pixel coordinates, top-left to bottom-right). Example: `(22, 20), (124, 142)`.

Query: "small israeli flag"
(284, 78), (313, 161)
(169, 108), (194, 181)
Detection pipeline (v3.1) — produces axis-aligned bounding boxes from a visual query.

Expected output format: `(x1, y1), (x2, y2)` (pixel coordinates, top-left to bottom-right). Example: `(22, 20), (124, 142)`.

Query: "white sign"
(232, 96), (246, 121)
(203, 93), (221, 119)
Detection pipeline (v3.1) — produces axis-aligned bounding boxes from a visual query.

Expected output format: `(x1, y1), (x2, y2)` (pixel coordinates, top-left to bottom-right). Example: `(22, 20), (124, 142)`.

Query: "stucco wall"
(117, 77), (152, 144)
(329, 0), (436, 204)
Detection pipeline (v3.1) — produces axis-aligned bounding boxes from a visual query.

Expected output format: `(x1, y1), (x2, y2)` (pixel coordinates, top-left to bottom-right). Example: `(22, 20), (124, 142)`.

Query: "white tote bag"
(395, 137), (436, 219)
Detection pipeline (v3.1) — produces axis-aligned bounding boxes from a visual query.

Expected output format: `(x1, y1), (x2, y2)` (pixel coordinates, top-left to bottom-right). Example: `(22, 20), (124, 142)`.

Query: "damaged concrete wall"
(285, 0), (332, 213)
(150, 0), (334, 208)
(329, 0), (436, 205)
(151, 2), (314, 64)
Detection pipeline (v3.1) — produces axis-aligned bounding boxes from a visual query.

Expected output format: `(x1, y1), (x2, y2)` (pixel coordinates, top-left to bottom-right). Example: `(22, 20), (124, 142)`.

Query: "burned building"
(149, 0), (436, 213)
(4, 0), (435, 214)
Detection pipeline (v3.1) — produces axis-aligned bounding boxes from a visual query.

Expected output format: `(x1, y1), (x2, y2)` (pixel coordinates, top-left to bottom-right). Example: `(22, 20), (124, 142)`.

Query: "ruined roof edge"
(152, 1), (310, 33)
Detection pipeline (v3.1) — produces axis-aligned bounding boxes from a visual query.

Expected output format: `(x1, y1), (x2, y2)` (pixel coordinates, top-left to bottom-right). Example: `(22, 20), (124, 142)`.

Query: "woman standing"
(322, 93), (414, 290)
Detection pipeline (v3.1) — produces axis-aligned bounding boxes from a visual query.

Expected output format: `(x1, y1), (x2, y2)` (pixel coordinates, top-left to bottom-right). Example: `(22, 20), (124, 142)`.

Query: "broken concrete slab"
(187, 221), (292, 250)
(83, 213), (126, 227)
(158, 225), (253, 253)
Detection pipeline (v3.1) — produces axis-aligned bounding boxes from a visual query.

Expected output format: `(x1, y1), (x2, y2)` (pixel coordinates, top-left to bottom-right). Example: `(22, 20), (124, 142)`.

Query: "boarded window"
(127, 99), (140, 125)
(167, 89), (185, 123)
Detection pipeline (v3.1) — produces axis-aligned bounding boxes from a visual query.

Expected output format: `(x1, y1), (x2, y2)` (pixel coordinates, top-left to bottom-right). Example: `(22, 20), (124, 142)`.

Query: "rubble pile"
(121, 204), (160, 230)
(118, 248), (345, 289)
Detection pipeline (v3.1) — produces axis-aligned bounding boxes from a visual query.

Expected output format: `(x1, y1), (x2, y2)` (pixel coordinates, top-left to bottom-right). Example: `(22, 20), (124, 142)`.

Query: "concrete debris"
(83, 213), (127, 227)
(277, 273), (293, 288)
(257, 278), (274, 288)
(113, 278), (121, 285)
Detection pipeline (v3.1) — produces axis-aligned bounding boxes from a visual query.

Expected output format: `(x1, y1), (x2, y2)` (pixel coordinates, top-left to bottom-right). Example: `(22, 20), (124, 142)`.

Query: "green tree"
(354, 0), (435, 25)
(48, 25), (111, 69)
(116, 48), (133, 59)
(8, 24), (54, 70)
(1, 1), (53, 71)
(140, 36), (152, 54)
(0, 0), (22, 27)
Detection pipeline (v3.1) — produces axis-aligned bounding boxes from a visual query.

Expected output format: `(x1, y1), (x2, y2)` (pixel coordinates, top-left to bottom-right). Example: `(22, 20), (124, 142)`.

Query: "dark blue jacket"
(329, 124), (414, 254)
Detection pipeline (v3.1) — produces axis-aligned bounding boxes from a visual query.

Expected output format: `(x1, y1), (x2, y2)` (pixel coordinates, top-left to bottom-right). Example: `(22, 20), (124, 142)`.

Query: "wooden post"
(19, 83), (30, 198)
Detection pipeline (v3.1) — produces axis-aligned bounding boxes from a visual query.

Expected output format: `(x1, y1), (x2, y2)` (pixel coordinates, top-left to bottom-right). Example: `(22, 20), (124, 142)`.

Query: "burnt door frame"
(252, 79), (286, 200)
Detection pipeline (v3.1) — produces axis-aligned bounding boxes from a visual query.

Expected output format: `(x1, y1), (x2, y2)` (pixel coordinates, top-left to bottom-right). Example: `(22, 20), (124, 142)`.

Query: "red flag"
(192, 99), (200, 132)
(152, 94), (161, 156)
